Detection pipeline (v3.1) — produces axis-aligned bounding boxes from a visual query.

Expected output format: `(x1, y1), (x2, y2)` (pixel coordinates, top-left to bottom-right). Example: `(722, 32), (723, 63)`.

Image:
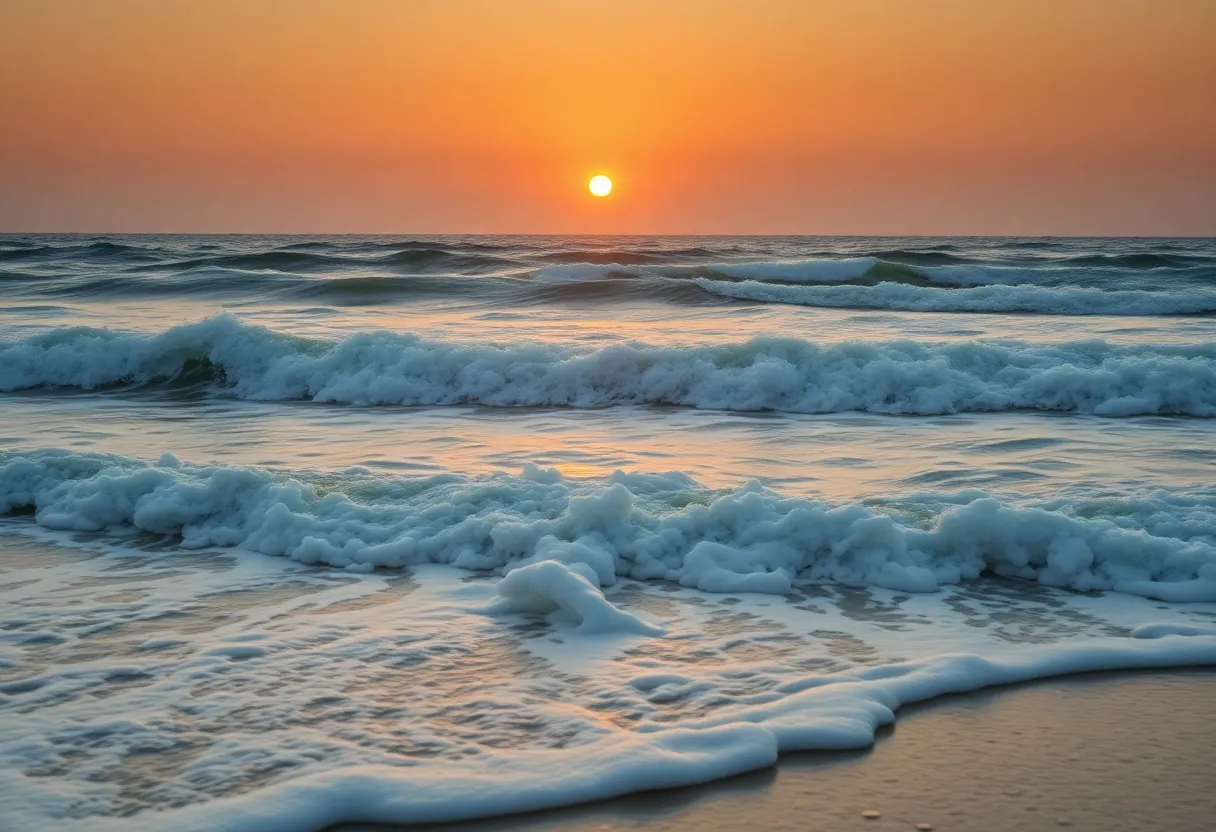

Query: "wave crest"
(3, 315), (1215, 416)
(694, 278), (1216, 315)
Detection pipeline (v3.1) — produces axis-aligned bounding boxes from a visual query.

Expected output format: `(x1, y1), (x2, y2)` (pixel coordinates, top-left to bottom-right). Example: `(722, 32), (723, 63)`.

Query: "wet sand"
(336, 669), (1216, 832)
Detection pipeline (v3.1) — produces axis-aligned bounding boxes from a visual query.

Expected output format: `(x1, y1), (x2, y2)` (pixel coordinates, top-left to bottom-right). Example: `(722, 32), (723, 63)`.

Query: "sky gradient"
(2, 0), (1213, 235)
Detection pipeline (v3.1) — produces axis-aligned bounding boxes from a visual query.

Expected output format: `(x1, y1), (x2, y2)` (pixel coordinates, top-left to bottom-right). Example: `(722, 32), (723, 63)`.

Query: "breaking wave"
(2, 311), (1216, 416)
(3, 315), (1215, 415)
(5, 448), (1216, 600)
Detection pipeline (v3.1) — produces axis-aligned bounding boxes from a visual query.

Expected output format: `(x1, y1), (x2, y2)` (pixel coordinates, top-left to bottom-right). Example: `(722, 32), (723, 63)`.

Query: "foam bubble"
(489, 560), (665, 636)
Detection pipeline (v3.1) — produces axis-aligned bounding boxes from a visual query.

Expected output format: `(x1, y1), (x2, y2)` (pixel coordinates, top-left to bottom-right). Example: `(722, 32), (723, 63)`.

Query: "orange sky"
(1, 0), (1213, 234)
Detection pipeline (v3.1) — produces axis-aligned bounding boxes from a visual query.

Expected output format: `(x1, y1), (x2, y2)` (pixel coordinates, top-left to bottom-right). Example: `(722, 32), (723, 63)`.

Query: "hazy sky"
(2, 0), (1213, 234)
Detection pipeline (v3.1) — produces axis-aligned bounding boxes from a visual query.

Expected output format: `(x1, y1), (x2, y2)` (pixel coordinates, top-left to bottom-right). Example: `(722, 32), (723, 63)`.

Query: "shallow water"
(365, 670), (1216, 832)
(1, 234), (1215, 830)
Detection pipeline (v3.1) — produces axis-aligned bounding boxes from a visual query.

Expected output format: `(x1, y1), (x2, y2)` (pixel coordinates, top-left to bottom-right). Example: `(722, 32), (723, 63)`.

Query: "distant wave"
(709, 257), (886, 283)
(1, 240), (518, 275)
(4, 447), (1216, 599)
(531, 263), (649, 283)
(0, 240), (160, 263)
(523, 257), (1216, 314)
(532, 254), (1216, 290)
(148, 250), (362, 273)
(3, 315), (1215, 416)
(536, 250), (673, 265)
(529, 258), (934, 285)
(133, 248), (519, 274)
(8, 239), (1205, 270)
(1057, 253), (1200, 269)
(291, 273), (526, 304)
(2, 235), (1215, 314)
(5, 267), (1216, 312)
(694, 278), (1216, 315)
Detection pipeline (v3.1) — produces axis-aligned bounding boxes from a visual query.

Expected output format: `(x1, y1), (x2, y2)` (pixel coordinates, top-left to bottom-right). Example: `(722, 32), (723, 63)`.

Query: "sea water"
(1, 234), (1215, 829)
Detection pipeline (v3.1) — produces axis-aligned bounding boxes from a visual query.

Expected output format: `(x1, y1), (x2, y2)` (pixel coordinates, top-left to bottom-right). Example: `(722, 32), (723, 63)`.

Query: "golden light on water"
(588, 175), (613, 197)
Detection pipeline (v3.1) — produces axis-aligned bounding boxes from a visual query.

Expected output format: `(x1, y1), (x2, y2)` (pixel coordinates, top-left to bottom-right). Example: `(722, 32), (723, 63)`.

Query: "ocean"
(2, 234), (1216, 830)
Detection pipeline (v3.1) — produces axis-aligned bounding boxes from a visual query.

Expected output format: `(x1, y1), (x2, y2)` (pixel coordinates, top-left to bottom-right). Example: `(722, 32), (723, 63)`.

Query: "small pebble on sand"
(861, 809), (882, 819)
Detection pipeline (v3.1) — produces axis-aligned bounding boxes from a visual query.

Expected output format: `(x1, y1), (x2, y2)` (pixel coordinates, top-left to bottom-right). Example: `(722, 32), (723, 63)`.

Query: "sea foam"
(4, 448), (1216, 601)
(2, 315), (1215, 416)
(5, 544), (1216, 832)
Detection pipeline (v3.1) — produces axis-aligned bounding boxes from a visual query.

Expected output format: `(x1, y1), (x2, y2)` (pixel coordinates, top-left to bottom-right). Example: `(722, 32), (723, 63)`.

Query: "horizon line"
(3, 231), (1215, 240)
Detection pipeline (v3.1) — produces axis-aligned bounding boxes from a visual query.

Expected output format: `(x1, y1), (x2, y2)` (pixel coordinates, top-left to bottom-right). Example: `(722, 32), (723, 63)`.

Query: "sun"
(588, 175), (613, 197)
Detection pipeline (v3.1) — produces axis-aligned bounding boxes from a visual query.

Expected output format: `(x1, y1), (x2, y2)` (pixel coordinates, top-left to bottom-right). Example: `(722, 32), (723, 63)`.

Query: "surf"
(3, 314), (1215, 416)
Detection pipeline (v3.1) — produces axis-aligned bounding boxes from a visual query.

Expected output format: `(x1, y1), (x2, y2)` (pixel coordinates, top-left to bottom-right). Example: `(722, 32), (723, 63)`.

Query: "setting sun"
(588, 175), (613, 197)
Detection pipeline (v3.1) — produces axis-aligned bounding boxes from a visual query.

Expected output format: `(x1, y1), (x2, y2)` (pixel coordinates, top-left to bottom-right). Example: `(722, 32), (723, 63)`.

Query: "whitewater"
(4, 314), (1216, 416)
(2, 234), (1215, 830)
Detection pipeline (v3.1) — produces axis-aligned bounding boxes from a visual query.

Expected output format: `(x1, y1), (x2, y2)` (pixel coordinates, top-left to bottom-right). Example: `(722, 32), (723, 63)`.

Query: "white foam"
(13, 631), (1216, 832)
(4, 449), (1216, 601)
(678, 541), (794, 594)
(1116, 564), (1216, 602)
(3, 522), (1216, 831)
(3, 315), (1215, 416)
(489, 560), (665, 635)
(1132, 621), (1216, 638)
(59, 725), (783, 832)
(644, 637), (1216, 754)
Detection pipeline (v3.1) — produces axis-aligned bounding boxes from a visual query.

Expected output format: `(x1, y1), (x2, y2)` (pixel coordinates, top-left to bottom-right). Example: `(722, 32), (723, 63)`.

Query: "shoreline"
(335, 668), (1216, 832)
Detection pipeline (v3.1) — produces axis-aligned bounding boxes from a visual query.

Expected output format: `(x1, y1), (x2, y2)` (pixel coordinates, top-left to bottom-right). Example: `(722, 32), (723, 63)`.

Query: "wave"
(3, 236), (1214, 268)
(537, 250), (673, 266)
(694, 278), (1216, 315)
(18, 269), (303, 301)
(2, 315), (1215, 416)
(530, 258), (927, 285)
(290, 273), (525, 304)
(709, 257), (882, 283)
(0, 240), (159, 263)
(7, 269), (531, 304)
(9, 448), (1216, 832)
(134, 247), (515, 274)
(864, 248), (979, 266)
(0, 244), (67, 262)
(276, 238), (491, 252)
(531, 263), (649, 283)
(4, 241), (522, 278)
(153, 250), (369, 273)
(3, 233), (1216, 315)
(4, 448), (1216, 601)
(525, 276), (712, 305)
(531, 254), (1216, 293)
(1062, 253), (1212, 269)
(0, 268), (46, 283)
(500, 248), (1206, 280)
